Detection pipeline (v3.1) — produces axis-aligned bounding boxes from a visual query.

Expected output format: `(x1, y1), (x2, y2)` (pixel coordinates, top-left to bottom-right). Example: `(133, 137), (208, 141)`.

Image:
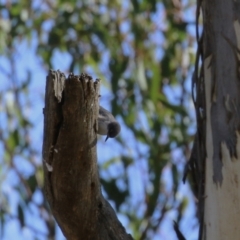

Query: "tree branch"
(42, 70), (133, 240)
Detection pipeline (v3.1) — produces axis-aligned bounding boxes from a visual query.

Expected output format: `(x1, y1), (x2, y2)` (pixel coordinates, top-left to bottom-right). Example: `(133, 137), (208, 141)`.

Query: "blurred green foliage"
(0, 0), (196, 239)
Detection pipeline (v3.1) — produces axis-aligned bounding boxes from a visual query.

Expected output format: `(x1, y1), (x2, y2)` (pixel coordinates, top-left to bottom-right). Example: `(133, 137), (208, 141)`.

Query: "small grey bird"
(98, 106), (121, 142)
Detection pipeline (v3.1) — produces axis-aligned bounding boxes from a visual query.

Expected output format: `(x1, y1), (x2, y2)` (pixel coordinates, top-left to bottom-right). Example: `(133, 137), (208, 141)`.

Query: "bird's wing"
(99, 106), (115, 121)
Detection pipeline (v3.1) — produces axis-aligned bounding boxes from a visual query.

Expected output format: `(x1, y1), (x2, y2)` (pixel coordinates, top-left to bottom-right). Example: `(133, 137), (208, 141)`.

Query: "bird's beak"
(105, 135), (109, 142)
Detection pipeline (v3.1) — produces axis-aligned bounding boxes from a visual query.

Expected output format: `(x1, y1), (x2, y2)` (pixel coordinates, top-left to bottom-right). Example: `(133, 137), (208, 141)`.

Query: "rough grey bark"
(42, 70), (133, 240)
(193, 0), (240, 239)
(203, 0), (240, 184)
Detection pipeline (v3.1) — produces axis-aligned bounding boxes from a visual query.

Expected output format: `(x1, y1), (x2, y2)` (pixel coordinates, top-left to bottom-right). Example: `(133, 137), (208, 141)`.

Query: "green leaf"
(27, 175), (38, 194)
(17, 204), (25, 228)
(101, 178), (129, 211)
